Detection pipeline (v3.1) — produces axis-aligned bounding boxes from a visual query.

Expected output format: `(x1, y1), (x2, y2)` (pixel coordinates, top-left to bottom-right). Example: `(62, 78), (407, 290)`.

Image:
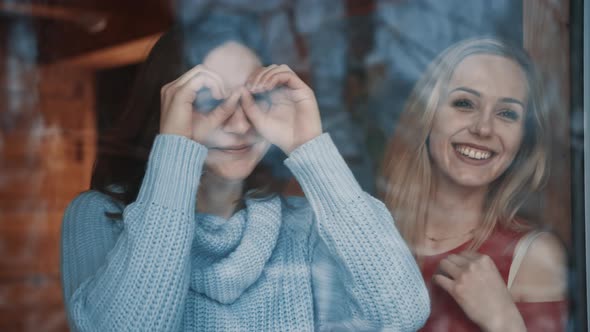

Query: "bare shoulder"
(510, 231), (568, 302)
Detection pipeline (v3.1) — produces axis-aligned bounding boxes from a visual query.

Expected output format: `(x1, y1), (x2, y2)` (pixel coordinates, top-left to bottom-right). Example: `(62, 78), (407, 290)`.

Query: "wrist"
(159, 127), (191, 140)
(284, 132), (323, 155)
(481, 305), (526, 332)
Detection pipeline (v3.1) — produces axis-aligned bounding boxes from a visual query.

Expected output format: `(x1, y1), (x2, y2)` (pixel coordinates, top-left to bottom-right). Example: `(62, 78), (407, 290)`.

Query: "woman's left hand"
(433, 252), (527, 332)
(240, 64), (322, 155)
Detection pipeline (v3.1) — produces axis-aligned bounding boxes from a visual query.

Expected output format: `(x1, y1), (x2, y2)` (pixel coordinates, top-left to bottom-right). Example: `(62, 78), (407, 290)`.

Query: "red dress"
(420, 226), (568, 331)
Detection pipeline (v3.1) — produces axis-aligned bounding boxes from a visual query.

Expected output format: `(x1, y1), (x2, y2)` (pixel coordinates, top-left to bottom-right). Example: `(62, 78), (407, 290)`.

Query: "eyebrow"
(449, 87), (525, 108)
(450, 87), (480, 97)
(498, 97), (525, 108)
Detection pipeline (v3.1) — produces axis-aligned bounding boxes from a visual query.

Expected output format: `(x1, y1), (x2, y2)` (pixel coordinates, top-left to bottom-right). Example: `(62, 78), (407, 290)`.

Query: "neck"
(426, 171), (488, 241)
(197, 170), (244, 219)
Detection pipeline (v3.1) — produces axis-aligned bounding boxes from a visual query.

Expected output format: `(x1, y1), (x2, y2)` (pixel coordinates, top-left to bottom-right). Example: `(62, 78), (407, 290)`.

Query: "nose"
(469, 108), (494, 137)
(223, 104), (252, 135)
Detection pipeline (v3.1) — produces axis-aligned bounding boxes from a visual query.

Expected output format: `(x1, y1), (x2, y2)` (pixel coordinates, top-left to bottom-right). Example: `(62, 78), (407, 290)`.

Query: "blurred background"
(0, 0), (582, 331)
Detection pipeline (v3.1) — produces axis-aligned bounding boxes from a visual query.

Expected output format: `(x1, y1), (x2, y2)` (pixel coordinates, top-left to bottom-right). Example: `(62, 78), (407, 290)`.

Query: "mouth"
(452, 143), (496, 161)
(211, 143), (256, 154)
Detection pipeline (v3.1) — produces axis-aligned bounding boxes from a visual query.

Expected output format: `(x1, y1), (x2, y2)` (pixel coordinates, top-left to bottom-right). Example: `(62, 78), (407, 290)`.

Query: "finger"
(446, 254), (470, 267)
(260, 69), (309, 92)
(194, 72), (226, 100)
(256, 64), (285, 90)
(251, 64), (278, 87)
(161, 66), (224, 111)
(160, 82), (174, 114)
(208, 91), (240, 125)
(260, 69), (292, 91)
(247, 65), (278, 92)
(174, 72), (226, 108)
(245, 66), (265, 88)
(176, 65), (227, 96)
(433, 274), (455, 295)
(462, 252), (497, 272)
(460, 251), (480, 260)
(240, 87), (266, 129)
(438, 257), (464, 279)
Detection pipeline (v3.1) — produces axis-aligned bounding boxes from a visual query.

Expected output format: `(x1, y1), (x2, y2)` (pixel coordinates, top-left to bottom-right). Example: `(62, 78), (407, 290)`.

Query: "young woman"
(60, 12), (429, 331)
(380, 38), (567, 331)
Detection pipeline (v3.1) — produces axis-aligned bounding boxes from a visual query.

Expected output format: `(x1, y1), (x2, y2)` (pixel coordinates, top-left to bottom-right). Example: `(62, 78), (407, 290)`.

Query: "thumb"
(209, 91), (240, 125)
(240, 87), (266, 129)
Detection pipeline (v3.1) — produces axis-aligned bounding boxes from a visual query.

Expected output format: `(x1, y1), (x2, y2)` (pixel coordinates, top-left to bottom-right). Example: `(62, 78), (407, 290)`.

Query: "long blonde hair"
(379, 38), (550, 251)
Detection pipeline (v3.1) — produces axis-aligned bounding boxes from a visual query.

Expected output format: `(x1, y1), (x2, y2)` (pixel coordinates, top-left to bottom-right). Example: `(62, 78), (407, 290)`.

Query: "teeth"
(455, 145), (492, 160)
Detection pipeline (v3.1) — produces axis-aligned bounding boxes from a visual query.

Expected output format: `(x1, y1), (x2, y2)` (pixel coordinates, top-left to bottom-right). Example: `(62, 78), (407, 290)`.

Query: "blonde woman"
(380, 38), (567, 331)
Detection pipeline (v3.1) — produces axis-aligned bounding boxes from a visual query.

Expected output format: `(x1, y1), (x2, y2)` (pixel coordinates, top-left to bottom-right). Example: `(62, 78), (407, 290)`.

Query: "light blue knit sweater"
(61, 133), (429, 331)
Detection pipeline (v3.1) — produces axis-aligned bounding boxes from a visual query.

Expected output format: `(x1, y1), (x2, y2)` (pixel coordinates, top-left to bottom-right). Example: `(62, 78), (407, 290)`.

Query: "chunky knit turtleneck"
(61, 134), (429, 331)
(191, 197), (283, 304)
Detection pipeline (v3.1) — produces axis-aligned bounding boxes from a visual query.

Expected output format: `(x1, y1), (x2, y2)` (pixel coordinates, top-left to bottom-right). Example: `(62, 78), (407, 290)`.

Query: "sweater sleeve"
(60, 134), (207, 332)
(284, 133), (430, 331)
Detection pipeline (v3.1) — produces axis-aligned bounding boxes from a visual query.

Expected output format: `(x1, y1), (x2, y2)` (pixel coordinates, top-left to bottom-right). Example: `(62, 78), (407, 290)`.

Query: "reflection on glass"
(0, 1), (579, 331)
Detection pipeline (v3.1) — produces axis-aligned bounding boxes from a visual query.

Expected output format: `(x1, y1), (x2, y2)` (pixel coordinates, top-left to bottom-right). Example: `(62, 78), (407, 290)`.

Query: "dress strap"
(507, 230), (545, 290)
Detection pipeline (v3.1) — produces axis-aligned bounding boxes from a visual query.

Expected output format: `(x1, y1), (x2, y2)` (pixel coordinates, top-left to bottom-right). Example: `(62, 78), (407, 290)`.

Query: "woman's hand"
(433, 252), (526, 332)
(160, 65), (240, 143)
(240, 64), (322, 155)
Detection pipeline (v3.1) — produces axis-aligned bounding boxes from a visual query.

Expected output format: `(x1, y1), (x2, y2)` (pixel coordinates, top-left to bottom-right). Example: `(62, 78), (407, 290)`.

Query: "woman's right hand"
(159, 65), (239, 143)
(434, 252), (526, 331)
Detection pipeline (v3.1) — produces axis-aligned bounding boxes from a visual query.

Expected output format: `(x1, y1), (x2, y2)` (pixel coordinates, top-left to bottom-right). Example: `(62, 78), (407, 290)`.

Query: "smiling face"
(195, 41), (271, 181)
(428, 54), (528, 191)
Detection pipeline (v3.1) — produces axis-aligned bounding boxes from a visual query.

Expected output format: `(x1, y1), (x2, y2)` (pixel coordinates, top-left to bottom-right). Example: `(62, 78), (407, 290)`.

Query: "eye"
(193, 98), (223, 113)
(253, 91), (270, 103)
(195, 100), (222, 113)
(253, 91), (271, 111)
(452, 98), (474, 110)
(497, 109), (520, 121)
(193, 88), (224, 113)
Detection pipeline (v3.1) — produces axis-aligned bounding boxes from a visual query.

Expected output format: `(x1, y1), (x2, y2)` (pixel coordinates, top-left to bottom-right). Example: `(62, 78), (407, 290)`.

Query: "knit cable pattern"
(191, 197), (282, 304)
(61, 134), (430, 331)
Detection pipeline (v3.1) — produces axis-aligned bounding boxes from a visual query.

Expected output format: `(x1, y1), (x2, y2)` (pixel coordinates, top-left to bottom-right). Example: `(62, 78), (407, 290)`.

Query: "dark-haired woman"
(60, 13), (429, 331)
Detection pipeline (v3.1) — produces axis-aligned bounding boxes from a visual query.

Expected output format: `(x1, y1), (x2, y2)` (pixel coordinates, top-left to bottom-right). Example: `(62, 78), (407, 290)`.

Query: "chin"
(455, 179), (489, 189)
(204, 143), (270, 181)
(207, 160), (258, 181)
(449, 172), (498, 189)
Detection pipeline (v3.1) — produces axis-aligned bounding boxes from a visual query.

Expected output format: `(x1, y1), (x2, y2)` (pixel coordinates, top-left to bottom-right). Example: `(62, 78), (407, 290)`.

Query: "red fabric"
(516, 301), (568, 331)
(419, 227), (568, 332)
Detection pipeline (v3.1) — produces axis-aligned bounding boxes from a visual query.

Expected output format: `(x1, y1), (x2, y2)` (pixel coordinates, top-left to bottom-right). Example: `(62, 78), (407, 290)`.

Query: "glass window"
(0, 1), (584, 330)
